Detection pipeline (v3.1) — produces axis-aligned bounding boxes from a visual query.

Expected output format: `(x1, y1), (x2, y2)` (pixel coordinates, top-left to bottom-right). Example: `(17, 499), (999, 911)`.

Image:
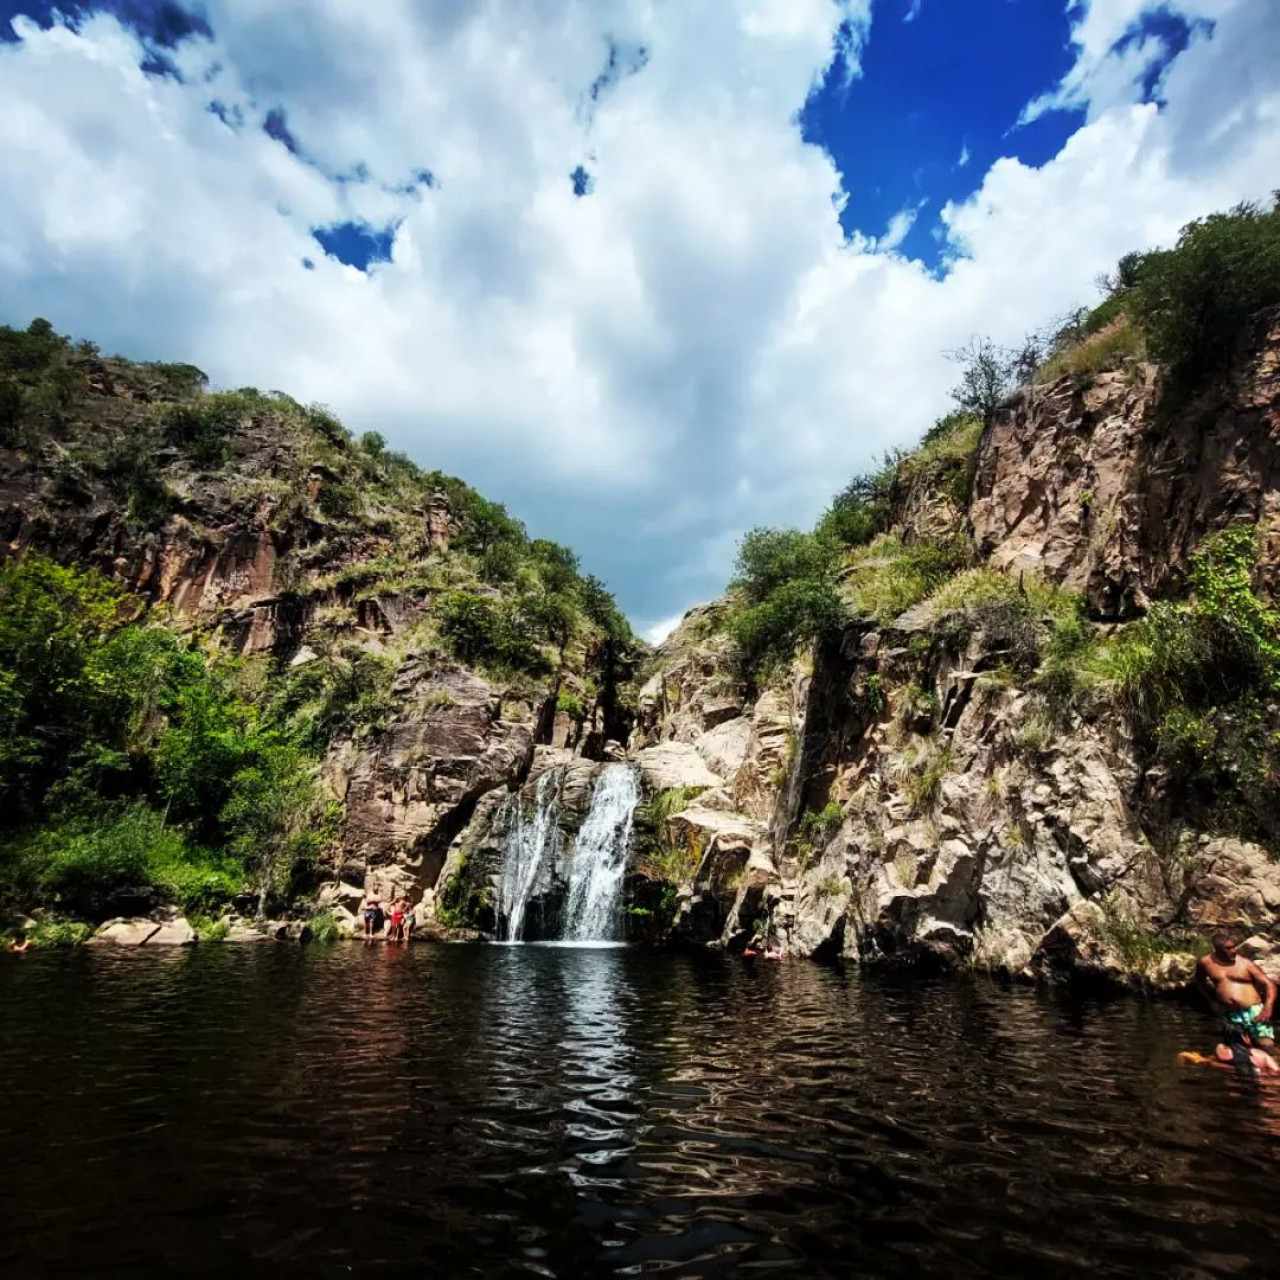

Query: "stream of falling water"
(496, 763), (641, 943)
(563, 764), (641, 942)
(496, 767), (563, 942)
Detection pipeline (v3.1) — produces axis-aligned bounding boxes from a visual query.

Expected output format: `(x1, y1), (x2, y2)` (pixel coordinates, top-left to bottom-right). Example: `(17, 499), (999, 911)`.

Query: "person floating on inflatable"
(744, 931), (782, 960)
(1179, 1043), (1280, 1076)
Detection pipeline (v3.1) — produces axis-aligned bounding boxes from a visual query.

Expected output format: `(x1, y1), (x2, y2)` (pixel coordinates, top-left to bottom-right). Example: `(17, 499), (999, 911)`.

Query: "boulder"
(634, 742), (722, 793)
(92, 918), (161, 946)
(694, 716), (753, 782)
(148, 915), (196, 946)
(1035, 902), (1128, 987)
(90, 913), (195, 946)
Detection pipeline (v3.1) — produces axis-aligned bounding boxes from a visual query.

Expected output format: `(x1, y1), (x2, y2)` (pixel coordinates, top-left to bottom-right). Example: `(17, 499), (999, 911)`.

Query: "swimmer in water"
(1195, 932), (1277, 1054)
(1179, 1043), (1280, 1076)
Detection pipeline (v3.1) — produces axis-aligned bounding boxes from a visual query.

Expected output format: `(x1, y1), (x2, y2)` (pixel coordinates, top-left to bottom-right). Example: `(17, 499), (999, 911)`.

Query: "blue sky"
(0, 0), (1276, 638)
(803, 0), (1081, 264)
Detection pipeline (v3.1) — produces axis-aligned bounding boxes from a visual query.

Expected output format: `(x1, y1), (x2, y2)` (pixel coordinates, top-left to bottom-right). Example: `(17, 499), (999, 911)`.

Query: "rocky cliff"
(629, 308), (1280, 989)
(0, 322), (639, 935)
(5, 273), (1280, 971)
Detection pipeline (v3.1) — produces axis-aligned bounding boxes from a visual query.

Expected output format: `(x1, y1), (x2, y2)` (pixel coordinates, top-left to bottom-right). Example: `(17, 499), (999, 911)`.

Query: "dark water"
(0, 943), (1276, 1278)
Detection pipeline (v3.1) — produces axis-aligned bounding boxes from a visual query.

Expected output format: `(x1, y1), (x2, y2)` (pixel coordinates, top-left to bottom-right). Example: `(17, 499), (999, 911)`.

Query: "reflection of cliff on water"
(2, 945), (1277, 1276)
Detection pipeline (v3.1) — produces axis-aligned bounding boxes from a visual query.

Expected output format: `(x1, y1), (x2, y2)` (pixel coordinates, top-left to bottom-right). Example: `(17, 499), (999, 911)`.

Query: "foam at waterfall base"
(488, 940), (632, 949)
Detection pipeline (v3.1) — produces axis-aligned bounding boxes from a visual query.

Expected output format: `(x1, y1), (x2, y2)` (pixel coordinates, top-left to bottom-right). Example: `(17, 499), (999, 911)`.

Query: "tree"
(1129, 201), (1280, 387)
(946, 336), (1016, 422)
(726, 528), (845, 678)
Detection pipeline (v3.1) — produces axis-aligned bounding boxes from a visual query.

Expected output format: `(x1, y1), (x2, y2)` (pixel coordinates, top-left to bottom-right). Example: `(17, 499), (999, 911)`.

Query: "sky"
(0, 1), (1278, 642)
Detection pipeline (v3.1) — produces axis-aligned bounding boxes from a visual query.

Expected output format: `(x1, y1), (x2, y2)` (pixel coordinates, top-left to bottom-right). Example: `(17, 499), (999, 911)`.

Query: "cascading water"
(495, 767), (562, 942)
(562, 764), (641, 942)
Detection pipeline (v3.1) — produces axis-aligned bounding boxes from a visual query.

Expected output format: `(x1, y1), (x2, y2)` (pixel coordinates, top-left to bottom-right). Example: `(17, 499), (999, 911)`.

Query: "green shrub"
(23, 805), (186, 915)
(164, 392), (257, 467)
(437, 591), (552, 677)
(898, 412), (983, 506)
(556, 690), (587, 721)
(25, 919), (92, 949)
(906, 746), (951, 813)
(638, 786), (700, 827)
(307, 909), (341, 944)
(316, 477), (361, 522)
(725, 528), (845, 676)
(798, 802), (843, 843)
(815, 457), (897, 549)
(1081, 527), (1280, 840)
(1128, 200), (1280, 390)
(106, 431), (171, 523)
(267, 646), (395, 748)
(843, 534), (971, 624)
(143, 362), (208, 400)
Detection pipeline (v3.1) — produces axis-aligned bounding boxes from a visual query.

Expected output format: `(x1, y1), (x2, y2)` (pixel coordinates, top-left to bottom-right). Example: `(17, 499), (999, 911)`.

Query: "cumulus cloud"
(0, 0), (1278, 639)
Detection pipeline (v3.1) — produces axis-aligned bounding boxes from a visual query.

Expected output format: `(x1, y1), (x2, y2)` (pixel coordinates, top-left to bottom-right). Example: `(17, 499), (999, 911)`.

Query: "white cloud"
(957, 141), (970, 168)
(1020, 0), (1233, 123)
(878, 204), (921, 252)
(643, 611), (689, 645)
(0, 0), (1278, 630)
(904, 0), (923, 21)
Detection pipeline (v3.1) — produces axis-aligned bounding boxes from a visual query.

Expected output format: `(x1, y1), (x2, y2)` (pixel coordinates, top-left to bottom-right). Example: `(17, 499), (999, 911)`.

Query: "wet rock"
(91, 912), (195, 946)
(92, 918), (162, 946)
(148, 914), (197, 946)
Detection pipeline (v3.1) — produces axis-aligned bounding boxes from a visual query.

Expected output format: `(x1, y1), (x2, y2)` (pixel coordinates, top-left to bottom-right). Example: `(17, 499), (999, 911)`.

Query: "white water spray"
(562, 764), (641, 942)
(496, 768), (562, 942)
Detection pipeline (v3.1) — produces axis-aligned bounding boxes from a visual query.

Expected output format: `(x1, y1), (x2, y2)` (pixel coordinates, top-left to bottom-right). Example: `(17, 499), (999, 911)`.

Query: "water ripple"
(0, 944), (1276, 1276)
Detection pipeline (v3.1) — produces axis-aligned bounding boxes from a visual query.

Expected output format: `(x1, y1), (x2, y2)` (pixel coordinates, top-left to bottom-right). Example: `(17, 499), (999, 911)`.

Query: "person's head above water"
(1212, 931), (1237, 960)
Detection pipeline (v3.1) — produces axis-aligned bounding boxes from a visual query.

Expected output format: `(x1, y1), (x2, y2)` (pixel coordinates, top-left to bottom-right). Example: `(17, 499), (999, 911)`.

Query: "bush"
(437, 591), (551, 677)
(556, 690), (587, 722)
(307, 910), (341, 944)
(1128, 200), (1280, 390)
(1079, 527), (1280, 840)
(897, 413), (983, 506)
(25, 920), (93, 949)
(816, 458), (897, 549)
(23, 805), (186, 916)
(843, 534), (971, 624)
(165, 391), (261, 468)
(106, 430), (171, 523)
(725, 528), (845, 677)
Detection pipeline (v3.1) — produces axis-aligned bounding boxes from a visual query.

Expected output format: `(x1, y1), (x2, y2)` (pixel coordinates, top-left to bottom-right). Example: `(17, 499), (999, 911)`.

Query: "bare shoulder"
(1196, 953), (1217, 973)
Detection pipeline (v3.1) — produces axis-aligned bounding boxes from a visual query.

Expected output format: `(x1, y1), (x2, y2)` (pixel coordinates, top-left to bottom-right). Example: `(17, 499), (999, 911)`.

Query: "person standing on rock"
(361, 891), (384, 942)
(1196, 933), (1277, 1052)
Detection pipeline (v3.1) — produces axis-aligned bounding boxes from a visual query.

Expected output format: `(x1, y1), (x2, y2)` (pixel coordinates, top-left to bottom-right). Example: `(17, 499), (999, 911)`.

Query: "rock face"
(1, 354), (639, 922)
(970, 310), (1280, 616)
(630, 314), (1280, 988)
(330, 663), (539, 902)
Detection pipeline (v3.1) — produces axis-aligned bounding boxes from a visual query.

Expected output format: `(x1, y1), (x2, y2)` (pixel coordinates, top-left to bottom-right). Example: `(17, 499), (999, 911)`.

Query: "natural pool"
(0, 943), (1274, 1277)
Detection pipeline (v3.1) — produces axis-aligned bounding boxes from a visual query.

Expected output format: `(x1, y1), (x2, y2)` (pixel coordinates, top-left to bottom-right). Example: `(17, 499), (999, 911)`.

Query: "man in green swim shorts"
(1196, 932), (1277, 1052)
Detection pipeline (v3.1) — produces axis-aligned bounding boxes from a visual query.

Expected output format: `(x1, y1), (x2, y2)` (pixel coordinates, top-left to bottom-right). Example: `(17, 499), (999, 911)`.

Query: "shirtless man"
(1196, 932), (1276, 1052)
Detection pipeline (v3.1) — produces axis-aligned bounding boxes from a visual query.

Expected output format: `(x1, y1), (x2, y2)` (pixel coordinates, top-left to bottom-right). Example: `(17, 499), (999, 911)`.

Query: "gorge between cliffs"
(4, 202), (1280, 1278)
(3, 204), (1280, 1013)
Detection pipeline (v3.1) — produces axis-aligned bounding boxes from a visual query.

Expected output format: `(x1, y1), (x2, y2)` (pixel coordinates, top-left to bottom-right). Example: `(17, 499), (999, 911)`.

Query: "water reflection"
(0, 945), (1277, 1276)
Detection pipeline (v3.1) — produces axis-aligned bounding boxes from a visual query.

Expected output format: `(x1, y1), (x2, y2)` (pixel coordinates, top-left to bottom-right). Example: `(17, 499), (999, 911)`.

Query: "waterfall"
(496, 767), (562, 942)
(563, 764), (641, 942)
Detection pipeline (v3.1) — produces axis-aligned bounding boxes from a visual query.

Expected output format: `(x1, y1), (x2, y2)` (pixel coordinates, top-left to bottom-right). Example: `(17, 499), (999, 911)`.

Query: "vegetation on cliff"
(714, 197), (1280, 852)
(0, 320), (637, 929)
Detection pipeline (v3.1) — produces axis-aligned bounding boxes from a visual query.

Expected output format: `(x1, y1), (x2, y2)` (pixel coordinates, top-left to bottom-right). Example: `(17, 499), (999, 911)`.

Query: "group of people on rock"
(360, 891), (416, 944)
(1182, 932), (1279, 1078)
